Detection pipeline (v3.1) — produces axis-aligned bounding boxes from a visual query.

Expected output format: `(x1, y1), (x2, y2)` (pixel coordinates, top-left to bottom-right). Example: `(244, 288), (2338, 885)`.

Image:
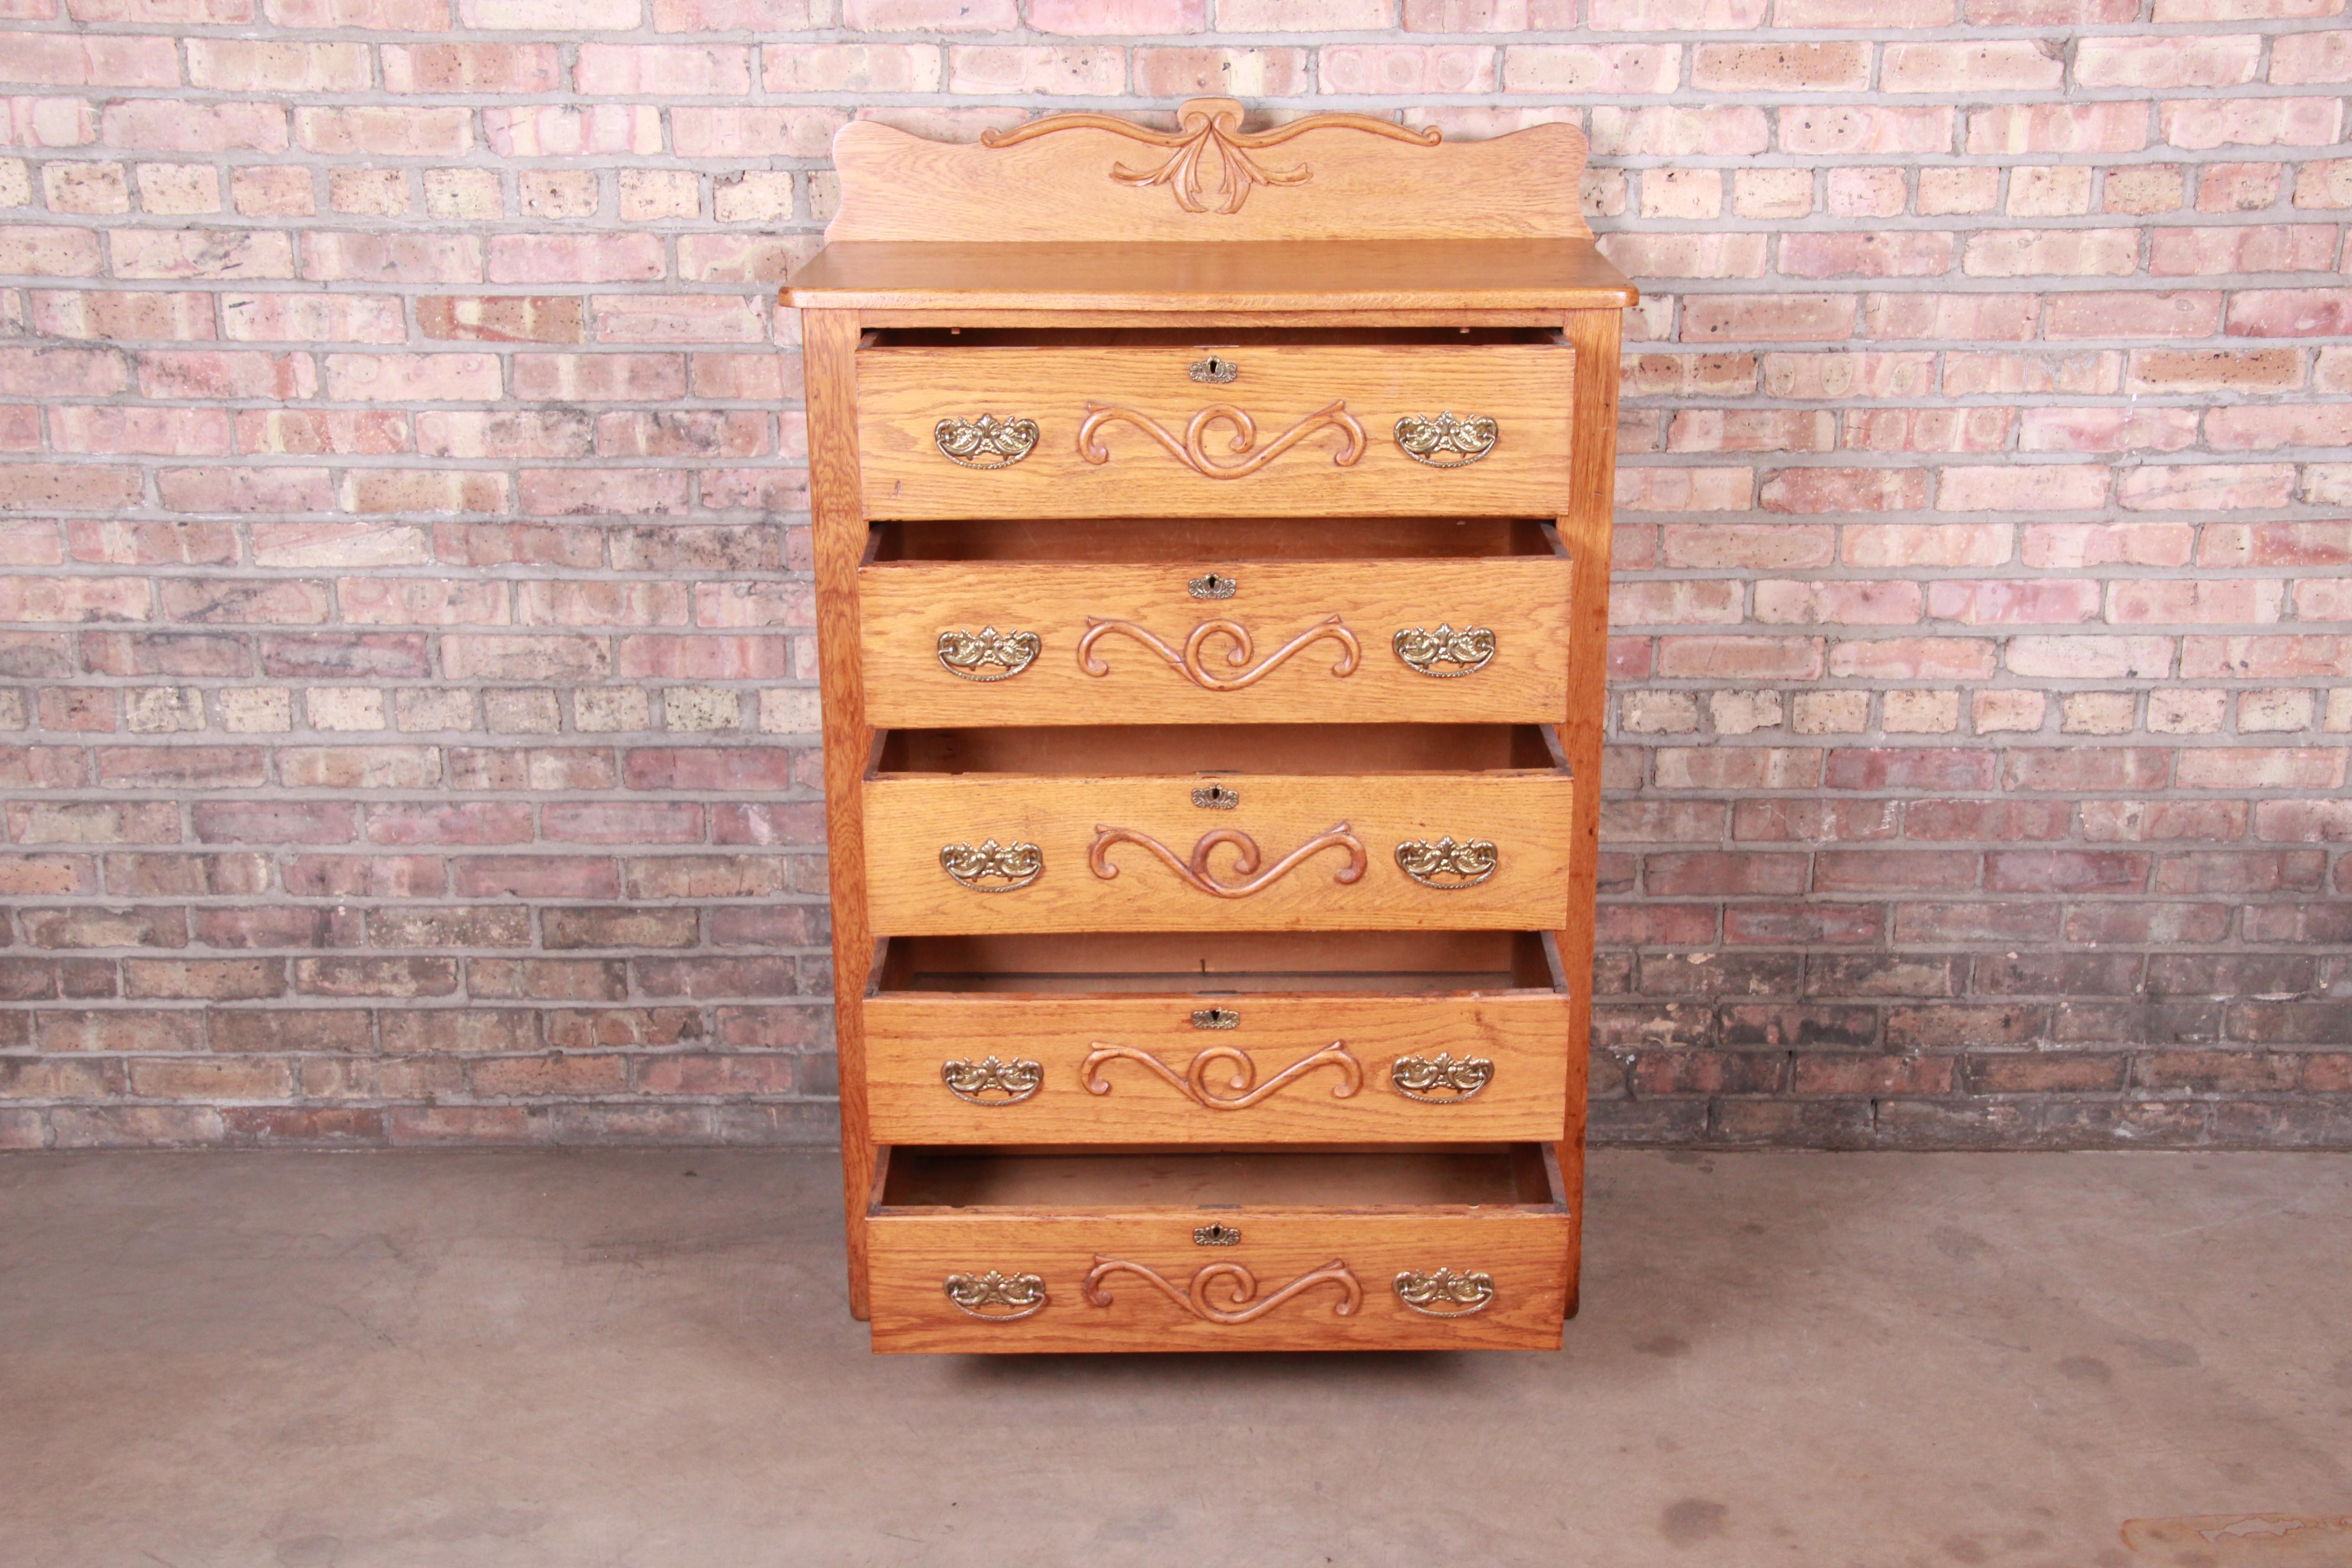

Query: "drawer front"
(862, 556), (1572, 727)
(863, 773), (1573, 935)
(868, 1210), (1568, 1353)
(857, 343), (1574, 519)
(867, 990), (1570, 1144)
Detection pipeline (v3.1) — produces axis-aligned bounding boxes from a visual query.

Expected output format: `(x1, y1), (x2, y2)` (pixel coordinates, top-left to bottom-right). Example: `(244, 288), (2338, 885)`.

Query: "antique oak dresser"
(783, 98), (1635, 1353)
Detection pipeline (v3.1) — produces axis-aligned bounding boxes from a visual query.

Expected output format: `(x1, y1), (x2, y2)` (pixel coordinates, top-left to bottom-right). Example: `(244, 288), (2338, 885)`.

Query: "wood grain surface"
(867, 1145), (1569, 1352)
(861, 554), (1573, 726)
(867, 986), (1574, 1143)
(862, 769), (1574, 934)
(786, 240), (1637, 314)
(857, 341), (1573, 518)
(823, 101), (1593, 245)
(804, 310), (877, 1319)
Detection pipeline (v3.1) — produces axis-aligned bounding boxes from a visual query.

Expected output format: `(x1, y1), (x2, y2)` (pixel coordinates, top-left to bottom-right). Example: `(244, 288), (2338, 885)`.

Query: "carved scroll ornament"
(1078, 400), (1366, 480)
(1081, 1042), (1362, 1110)
(980, 97), (1441, 216)
(1078, 615), (1360, 691)
(1089, 823), (1367, 899)
(1083, 1255), (1362, 1323)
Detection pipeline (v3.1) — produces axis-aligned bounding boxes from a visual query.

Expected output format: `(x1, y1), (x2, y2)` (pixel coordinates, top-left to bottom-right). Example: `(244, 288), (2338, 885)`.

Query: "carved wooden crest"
(824, 97), (1592, 244)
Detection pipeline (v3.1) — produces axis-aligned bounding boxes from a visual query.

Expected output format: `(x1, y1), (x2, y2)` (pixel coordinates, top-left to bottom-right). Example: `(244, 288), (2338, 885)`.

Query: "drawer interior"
(873, 722), (1566, 776)
(873, 930), (1566, 996)
(877, 1144), (1563, 1210)
(870, 516), (1565, 564)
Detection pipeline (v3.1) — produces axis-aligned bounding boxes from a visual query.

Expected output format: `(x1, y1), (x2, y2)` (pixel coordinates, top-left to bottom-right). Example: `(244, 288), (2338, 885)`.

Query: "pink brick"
(1962, 229), (2138, 277)
(1587, 105), (1769, 158)
(2176, 748), (2347, 790)
(519, 469), (691, 516)
(2269, 29), (2352, 83)
(1753, 580), (1923, 625)
(487, 235), (664, 284)
(2016, 406), (2198, 453)
(1499, 44), (1677, 94)
(1780, 105), (1953, 156)
(2107, 579), (2285, 624)
(843, 0), (1017, 25)
(2117, 464), (2297, 510)
(1862, 293), (2038, 341)
(2153, 224), (2338, 275)
(2075, 33), (2262, 88)
(1681, 294), (1857, 343)
(1938, 465), (2111, 512)
(1967, 103), (2149, 155)
(109, 230), (295, 281)
(671, 106), (846, 159)
(485, 104), (663, 157)
(102, 100), (285, 152)
(1030, 0), (1203, 26)
(1779, 232), (1953, 279)
(323, 353), (502, 403)
(2004, 636), (2175, 679)
(2226, 289), (2352, 337)
(1885, 40), (2063, 93)
(2206, 403), (2352, 451)
(1835, 635), (2004, 681)
(1845, 524), (2011, 568)
(575, 44), (752, 95)
(1926, 580), (2102, 624)
(1322, 44), (1498, 93)
(382, 42), (559, 93)
(1759, 467), (1928, 513)
(2043, 290), (2223, 339)
(0, 33), (181, 87)
(2161, 96), (2343, 150)
(186, 39), (370, 91)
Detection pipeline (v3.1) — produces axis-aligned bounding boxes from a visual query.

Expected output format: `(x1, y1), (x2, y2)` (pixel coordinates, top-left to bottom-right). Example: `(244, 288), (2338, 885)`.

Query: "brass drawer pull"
(1082, 1041), (1361, 1110)
(1394, 411), (1497, 468)
(1188, 356), (1238, 384)
(1391, 1053), (1494, 1102)
(1191, 1007), (1239, 1029)
(1083, 1255), (1361, 1323)
(1393, 623), (1496, 678)
(1078, 615), (1359, 691)
(1396, 836), (1496, 890)
(941, 1055), (1043, 1105)
(940, 839), (1043, 892)
(1394, 1268), (1496, 1318)
(1078, 399), (1366, 479)
(936, 626), (1040, 681)
(1188, 572), (1237, 599)
(944, 1270), (1048, 1321)
(935, 413), (1039, 469)
(1091, 823), (1366, 898)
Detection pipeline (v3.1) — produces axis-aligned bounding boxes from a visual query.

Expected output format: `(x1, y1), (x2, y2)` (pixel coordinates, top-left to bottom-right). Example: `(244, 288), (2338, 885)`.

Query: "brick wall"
(0, 0), (2344, 1152)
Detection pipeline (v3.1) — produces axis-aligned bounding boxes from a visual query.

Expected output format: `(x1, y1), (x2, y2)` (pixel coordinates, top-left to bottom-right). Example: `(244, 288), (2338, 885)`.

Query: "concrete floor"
(2, 1151), (2348, 1568)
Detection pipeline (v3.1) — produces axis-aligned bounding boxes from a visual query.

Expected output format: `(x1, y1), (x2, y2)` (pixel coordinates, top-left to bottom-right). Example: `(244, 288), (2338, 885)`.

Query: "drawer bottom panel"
(867, 1144), (1573, 1353)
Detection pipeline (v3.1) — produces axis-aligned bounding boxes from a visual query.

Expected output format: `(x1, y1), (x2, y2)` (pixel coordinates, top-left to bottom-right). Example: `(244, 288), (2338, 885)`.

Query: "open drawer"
(865, 931), (1573, 1145)
(866, 1143), (1573, 1352)
(860, 517), (1574, 728)
(862, 723), (1575, 934)
(855, 329), (1575, 520)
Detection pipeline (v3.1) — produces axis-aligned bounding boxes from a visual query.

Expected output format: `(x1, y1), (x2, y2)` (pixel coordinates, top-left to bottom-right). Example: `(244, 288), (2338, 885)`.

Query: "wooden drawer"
(867, 1145), (1572, 1352)
(866, 931), (1573, 1144)
(861, 518), (1573, 727)
(856, 335), (1574, 519)
(862, 725), (1573, 935)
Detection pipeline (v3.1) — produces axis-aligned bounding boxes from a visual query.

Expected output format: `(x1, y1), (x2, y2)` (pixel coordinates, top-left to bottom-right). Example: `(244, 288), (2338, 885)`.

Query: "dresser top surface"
(783, 239), (1637, 314)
